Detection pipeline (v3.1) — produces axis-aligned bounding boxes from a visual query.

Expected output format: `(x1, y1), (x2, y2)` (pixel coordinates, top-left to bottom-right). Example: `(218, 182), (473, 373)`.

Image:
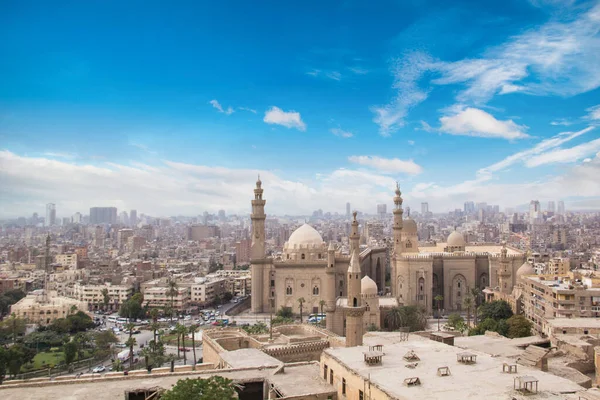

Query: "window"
(270, 280), (275, 287)
(286, 286), (293, 296)
(342, 378), (346, 395)
(318, 253), (322, 259)
(323, 364), (328, 380)
(329, 369), (334, 384)
(458, 281), (461, 288)
(301, 253), (305, 260)
(353, 297), (358, 307)
(359, 390), (364, 400)
(313, 286), (319, 295)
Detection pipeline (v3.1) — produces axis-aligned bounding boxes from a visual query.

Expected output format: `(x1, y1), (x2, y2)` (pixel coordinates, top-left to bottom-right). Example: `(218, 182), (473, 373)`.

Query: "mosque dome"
(361, 276), (378, 295)
(516, 261), (535, 277)
(447, 231), (466, 247)
(403, 218), (417, 234)
(287, 224), (324, 247)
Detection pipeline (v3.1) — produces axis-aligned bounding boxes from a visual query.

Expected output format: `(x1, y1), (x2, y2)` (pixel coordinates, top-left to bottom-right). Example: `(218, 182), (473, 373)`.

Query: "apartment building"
(69, 283), (133, 311)
(522, 273), (600, 336)
(143, 286), (190, 310)
(55, 253), (78, 269)
(190, 277), (227, 305)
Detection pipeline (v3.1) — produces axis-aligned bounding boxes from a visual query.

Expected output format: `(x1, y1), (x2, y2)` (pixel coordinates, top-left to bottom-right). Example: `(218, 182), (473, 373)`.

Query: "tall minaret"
(350, 210), (359, 255)
(325, 241), (337, 331)
(346, 239), (365, 347)
(498, 242), (511, 294)
(250, 176), (267, 313)
(391, 183), (403, 297)
(43, 233), (51, 302)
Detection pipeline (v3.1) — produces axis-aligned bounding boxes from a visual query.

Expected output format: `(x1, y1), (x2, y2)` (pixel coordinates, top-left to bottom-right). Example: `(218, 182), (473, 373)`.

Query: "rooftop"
(325, 333), (581, 399)
(220, 348), (282, 369)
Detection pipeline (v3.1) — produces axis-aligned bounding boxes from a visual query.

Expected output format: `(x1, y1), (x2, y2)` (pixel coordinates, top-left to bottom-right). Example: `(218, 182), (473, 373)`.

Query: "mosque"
(249, 178), (526, 342)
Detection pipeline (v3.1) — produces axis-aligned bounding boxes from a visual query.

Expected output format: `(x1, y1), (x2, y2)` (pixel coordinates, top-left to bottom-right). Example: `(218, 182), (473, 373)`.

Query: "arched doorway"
(452, 274), (466, 311)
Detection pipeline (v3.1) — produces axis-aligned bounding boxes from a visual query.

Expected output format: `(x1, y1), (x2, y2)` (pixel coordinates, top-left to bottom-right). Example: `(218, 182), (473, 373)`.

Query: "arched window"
(301, 253), (305, 260)
(353, 297), (358, 307)
(286, 286), (293, 296)
(406, 240), (412, 249)
(313, 286), (319, 295)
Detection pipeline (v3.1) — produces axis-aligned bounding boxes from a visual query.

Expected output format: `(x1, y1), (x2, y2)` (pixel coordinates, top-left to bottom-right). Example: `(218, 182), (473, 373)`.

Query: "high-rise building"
(72, 212), (82, 224)
(376, 204), (386, 219)
(129, 209), (137, 227)
(89, 207), (117, 224)
(218, 209), (226, 221)
(45, 203), (56, 226)
(346, 202), (351, 219)
(557, 201), (565, 215)
(421, 202), (429, 215)
(529, 200), (541, 224)
(464, 201), (475, 214)
(547, 201), (556, 213)
(119, 211), (129, 225)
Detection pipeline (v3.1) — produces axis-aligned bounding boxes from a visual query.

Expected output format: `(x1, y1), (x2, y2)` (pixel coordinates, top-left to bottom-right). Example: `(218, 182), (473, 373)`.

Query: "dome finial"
(352, 210), (357, 222)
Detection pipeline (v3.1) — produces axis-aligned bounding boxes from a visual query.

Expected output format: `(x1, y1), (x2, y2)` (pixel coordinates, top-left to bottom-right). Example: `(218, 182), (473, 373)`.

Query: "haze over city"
(3, 2), (600, 400)
(1, 1), (600, 219)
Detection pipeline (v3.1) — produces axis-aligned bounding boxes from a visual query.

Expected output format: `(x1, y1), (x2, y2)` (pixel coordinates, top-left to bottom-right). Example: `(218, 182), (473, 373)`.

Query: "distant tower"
(325, 242), (337, 331)
(346, 202), (351, 219)
(345, 214), (365, 347)
(250, 176), (267, 313)
(350, 210), (360, 255)
(130, 209), (137, 227)
(43, 233), (51, 301)
(391, 183), (404, 298)
(497, 242), (511, 294)
(46, 203), (56, 227)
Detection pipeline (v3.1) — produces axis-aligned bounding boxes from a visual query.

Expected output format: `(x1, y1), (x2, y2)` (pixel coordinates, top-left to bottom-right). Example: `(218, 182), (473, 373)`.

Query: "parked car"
(115, 343), (127, 348)
(92, 366), (106, 373)
(178, 347), (191, 352)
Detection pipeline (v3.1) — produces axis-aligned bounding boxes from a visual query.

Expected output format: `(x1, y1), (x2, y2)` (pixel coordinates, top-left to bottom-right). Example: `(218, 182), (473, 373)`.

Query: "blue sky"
(1, 0), (599, 218)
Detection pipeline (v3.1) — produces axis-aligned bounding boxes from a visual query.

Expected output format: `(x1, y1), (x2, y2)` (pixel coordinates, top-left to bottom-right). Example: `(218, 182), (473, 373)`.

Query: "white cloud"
(325, 71), (342, 81)
(550, 118), (574, 126)
(209, 99), (234, 115)
(42, 152), (77, 159)
(129, 142), (157, 154)
(306, 69), (342, 81)
(371, 52), (434, 136)
(238, 107), (257, 114)
(306, 69), (321, 77)
(408, 140), (415, 145)
(330, 128), (353, 138)
(439, 107), (529, 139)
(526, 138), (600, 167)
(263, 106), (306, 131)
(347, 155), (423, 175)
(586, 104), (600, 121)
(479, 126), (594, 174)
(348, 66), (368, 75)
(0, 150), (404, 218)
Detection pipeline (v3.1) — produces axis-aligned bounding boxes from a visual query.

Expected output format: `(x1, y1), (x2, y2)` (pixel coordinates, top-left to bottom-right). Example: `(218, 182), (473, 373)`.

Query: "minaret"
(43, 233), (51, 302)
(350, 211), (359, 255)
(346, 245), (365, 347)
(250, 176), (267, 313)
(325, 241), (337, 331)
(498, 242), (511, 294)
(391, 183), (403, 297)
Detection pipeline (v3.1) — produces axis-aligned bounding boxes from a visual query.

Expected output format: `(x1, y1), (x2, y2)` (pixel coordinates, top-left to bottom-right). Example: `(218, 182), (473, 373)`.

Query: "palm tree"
(167, 279), (178, 323)
(176, 324), (188, 365)
(434, 295), (444, 331)
(297, 297), (305, 323)
(470, 287), (482, 325)
(101, 288), (110, 311)
(463, 294), (474, 329)
(188, 324), (199, 368)
(385, 306), (403, 331)
(125, 336), (137, 367)
(319, 300), (326, 317)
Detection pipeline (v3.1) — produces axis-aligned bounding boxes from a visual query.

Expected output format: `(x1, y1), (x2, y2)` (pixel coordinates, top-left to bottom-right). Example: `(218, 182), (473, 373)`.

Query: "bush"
(507, 315), (532, 338)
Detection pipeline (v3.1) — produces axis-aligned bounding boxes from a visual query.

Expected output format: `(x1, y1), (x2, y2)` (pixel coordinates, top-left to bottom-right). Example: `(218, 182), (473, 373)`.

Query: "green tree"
(125, 336), (137, 367)
(0, 347), (8, 383)
(319, 300), (326, 318)
(167, 280), (178, 323)
(462, 294), (474, 328)
(160, 376), (238, 400)
(93, 330), (118, 359)
(447, 313), (465, 330)
(297, 297), (305, 323)
(276, 306), (293, 319)
(478, 300), (513, 321)
(434, 295), (444, 331)
(222, 292), (233, 303)
(469, 318), (509, 337)
(189, 324), (200, 368)
(271, 316), (294, 326)
(63, 340), (78, 367)
(101, 288), (110, 311)
(384, 306), (403, 331)
(0, 313), (27, 344)
(507, 315), (532, 338)
(470, 287), (482, 325)
(6, 344), (36, 377)
(176, 324), (187, 365)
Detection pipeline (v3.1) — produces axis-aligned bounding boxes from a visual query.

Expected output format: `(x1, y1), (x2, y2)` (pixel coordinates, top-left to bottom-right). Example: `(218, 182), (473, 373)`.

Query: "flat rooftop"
(546, 318), (600, 328)
(454, 334), (548, 358)
(325, 334), (581, 399)
(220, 348), (282, 369)
(527, 276), (600, 292)
(418, 243), (523, 255)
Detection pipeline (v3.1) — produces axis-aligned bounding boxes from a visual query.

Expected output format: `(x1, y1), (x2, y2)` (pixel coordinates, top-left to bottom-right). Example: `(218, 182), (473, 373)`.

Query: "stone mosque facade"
(250, 179), (525, 340)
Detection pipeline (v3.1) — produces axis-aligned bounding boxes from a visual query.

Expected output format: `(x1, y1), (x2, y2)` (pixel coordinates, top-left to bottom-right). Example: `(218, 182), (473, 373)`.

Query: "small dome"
(361, 276), (378, 295)
(287, 224), (324, 247)
(447, 231), (466, 247)
(403, 218), (417, 234)
(516, 261), (535, 277)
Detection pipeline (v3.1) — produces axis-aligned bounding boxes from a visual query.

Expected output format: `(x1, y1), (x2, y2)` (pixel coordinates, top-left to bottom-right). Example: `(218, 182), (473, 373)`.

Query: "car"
(132, 330), (141, 334)
(92, 366), (106, 373)
(178, 347), (191, 352)
(115, 343), (127, 348)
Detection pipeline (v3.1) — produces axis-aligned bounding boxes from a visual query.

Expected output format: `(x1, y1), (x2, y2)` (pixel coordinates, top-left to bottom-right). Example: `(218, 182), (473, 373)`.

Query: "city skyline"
(1, 1), (600, 217)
